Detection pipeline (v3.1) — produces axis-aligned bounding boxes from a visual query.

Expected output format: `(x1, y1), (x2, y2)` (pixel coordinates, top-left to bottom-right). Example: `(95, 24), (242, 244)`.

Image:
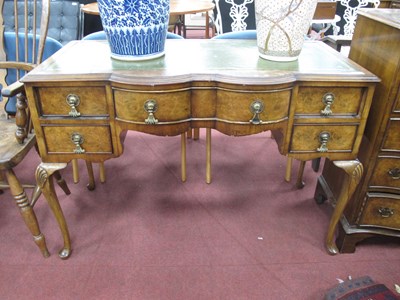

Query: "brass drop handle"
(71, 133), (85, 154)
(321, 93), (335, 116)
(388, 168), (400, 180)
(144, 99), (158, 124)
(317, 131), (331, 152)
(66, 94), (81, 117)
(378, 207), (394, 218)
(249, 100), (264, 125)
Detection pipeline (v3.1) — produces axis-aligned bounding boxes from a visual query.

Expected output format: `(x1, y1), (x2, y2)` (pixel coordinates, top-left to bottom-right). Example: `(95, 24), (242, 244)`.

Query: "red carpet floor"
(0, 130), (399, 299)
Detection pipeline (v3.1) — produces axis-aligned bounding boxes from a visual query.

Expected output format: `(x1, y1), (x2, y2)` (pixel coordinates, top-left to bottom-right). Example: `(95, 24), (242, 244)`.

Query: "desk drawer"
(370, 157), (400, 190)
(359, 193), (400, 230)
(382, 119), (400, 150)
(38, 87), (108, 117)
(216, 89), (290, 123)
(290, 124), (357, 152)
(114, 88), (190, 123)
(295, 87), (363, 116)
(42, 125), (113, 154)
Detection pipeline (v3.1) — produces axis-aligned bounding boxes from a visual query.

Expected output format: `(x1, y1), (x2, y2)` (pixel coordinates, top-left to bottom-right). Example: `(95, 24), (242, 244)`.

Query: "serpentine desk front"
(22, 39), (378, 259)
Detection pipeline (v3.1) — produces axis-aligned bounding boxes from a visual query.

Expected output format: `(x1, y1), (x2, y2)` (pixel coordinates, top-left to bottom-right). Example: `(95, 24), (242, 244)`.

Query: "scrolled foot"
(59, 248), (72, 260)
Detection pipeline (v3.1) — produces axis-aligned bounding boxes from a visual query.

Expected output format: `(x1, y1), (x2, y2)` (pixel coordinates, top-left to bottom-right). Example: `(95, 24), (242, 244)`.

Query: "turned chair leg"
(5, 169), (50, 258)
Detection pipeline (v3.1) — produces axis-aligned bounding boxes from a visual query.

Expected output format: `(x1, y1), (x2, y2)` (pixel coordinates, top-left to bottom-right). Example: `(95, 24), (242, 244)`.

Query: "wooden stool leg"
(206, 128), (211, 184)
(5, 169), (50, 258)
(296, 160), (306, 189)
(99, 162), (106, 183)
(285, 157), (293, 182)
(181, 133), (186, 182)
(71, 159), (79, 183)
(85, 161), (95, 191)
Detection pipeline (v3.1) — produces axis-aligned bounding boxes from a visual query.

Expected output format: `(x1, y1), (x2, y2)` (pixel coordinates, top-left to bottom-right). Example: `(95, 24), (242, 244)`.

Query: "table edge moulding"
(21, 39), (379, 259)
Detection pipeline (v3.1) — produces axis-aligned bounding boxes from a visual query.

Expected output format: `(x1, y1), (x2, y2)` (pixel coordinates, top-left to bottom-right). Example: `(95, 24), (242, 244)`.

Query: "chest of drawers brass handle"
(378, 207), (395, 218)
(317, 131), (331, 152)
(144, 99), (158, 124)
(249, 100), (264, 125)
(66, 94), (81, 117)
(71, 133), (85, 154)
(321, 93), (335, 116)
(388, 168), (400, 180)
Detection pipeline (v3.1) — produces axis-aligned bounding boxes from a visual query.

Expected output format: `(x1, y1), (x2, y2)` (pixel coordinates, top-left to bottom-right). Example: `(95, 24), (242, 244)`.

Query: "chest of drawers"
(315, 9), (400, 252)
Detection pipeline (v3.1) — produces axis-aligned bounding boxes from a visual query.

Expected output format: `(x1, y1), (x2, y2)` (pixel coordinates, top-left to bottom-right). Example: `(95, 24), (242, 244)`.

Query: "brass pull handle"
(317, 131), (331, 152)
(144, 99), (158, 124)
(66, 94), (81, 117)
(378, 207), (394, 218)
(71, 133), (85, 154)
(249, 100), (264, 125)
(321, 93), (335, 116)
(388, 168), (400, 180)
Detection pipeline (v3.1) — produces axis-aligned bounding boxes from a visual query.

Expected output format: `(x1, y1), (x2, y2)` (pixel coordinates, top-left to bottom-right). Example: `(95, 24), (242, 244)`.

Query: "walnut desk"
(22, 39), (378, 259)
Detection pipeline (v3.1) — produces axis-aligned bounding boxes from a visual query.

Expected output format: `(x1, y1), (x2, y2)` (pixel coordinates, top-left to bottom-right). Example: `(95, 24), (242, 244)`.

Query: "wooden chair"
(0, 0), (72, 257)
(321, 0), (381, 52)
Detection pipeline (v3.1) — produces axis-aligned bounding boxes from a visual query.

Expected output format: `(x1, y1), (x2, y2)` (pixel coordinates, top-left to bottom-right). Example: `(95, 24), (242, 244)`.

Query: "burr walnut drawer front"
(359, 193), (400, 229)
(370, 157), (400, 190)
(113, 88), (191, 123)
(42, 126), (113, 154)
(37, 87), (108, 117)
(290, 124), (358, 153)
(382, 119), (400, 150)
(215, 89), (290, 123)
(295, 87), (364, 116)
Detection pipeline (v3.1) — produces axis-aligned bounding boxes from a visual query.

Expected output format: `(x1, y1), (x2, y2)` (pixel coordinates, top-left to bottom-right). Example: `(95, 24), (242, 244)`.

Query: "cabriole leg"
(36, 163), (72, 259)
(325, 160), (363, 255)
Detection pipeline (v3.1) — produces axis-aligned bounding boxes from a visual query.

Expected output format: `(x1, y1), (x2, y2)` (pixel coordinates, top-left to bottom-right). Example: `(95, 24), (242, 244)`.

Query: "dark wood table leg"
(36, 162), (72, 259)
(325, 160), (363, 255)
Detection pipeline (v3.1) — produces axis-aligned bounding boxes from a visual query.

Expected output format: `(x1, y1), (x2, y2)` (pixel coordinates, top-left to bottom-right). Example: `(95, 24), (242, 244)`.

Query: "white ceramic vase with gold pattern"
(255, 0), (318, 61)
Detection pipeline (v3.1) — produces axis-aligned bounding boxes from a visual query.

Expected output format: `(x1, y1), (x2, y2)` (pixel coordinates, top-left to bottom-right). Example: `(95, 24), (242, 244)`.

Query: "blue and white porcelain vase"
(255, 0), (318, 61)
(97, 0), (170, 61)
